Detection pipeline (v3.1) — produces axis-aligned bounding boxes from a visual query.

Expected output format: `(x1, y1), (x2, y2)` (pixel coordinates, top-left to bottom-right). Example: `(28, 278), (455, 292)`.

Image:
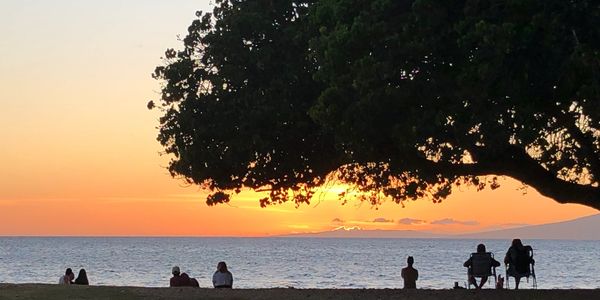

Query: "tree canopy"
(151, 0), (600, 209)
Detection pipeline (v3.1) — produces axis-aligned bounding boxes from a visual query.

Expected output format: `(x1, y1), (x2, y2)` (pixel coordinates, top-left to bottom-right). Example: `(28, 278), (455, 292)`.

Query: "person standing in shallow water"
(401, 256), (418, 289)
(213, 261), (233, 288)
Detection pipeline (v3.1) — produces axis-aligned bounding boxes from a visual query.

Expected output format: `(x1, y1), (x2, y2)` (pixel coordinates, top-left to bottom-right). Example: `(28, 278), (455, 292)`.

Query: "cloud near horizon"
(332, 218), (345, 223)
(372, 217), (394, 223)
(431, 218), (479, 226)
(397, 218), (427, 225)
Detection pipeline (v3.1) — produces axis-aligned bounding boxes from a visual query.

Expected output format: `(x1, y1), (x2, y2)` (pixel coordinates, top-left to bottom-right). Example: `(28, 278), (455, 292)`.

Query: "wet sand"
(1, 284), (599, 300)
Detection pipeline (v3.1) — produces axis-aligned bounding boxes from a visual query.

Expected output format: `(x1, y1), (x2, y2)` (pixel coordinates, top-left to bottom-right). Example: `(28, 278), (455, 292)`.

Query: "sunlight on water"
(0, 238), (598, 289)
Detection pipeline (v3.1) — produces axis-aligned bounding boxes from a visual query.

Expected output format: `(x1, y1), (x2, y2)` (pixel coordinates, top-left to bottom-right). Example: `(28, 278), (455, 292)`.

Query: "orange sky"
(0, 1), (597, 236)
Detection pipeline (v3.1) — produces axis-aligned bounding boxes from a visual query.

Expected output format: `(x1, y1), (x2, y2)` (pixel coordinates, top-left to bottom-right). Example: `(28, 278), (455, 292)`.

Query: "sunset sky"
(0, 0), (597, 237)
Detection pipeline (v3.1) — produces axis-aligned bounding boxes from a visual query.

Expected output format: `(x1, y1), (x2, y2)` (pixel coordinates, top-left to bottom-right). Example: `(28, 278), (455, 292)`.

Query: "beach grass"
(1, 284), (599, 300)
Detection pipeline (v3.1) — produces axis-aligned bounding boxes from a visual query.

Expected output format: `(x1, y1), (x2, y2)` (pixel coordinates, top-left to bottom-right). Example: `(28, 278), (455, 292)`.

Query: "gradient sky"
(0, 0), (597, 236)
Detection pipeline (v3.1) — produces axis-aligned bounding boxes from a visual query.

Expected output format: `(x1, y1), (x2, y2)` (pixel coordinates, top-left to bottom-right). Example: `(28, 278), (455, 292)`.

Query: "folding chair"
(505, 246), (537, 289)
(467, 252), (497, 289)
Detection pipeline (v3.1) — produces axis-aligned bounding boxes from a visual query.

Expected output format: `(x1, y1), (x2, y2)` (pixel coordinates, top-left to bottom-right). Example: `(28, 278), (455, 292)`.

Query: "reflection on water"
(0, 237), (598, 289)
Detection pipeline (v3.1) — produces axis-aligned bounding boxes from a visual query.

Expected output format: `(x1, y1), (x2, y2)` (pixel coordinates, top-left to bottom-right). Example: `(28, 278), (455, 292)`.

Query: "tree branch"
(403, 146), (600, 210)
(552, 111), (600, 184)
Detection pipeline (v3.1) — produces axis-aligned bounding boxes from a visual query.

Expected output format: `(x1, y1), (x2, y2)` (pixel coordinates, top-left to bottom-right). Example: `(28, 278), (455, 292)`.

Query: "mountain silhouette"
(280, 214), (600, 240)
(457, 213), (600, 240)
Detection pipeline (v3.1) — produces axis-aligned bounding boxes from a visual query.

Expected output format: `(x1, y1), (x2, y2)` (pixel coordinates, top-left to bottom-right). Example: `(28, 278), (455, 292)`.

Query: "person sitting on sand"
(170, 266), (191, 287)
(401, 256), (418, 289)
(463, 243), (500, 289)
(74, 268), (89, 285)
(504, 239), (534, 289)
(189, 275), (199, 287)
(58, 268), (74, 285)
(213, 261), (233, 288)
(169, 266), (200, 287)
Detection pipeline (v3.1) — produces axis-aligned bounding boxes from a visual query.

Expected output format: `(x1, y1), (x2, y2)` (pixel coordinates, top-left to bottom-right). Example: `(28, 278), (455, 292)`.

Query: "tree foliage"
(151, 0), (600, 209)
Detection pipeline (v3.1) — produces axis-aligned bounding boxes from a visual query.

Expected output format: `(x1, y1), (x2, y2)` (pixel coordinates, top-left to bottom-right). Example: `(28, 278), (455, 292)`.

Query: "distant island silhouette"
(279, 214), (600, 240)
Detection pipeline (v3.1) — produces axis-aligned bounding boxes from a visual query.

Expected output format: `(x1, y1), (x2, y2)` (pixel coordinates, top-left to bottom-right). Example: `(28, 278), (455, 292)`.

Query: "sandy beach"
(1, 284), (599, 300)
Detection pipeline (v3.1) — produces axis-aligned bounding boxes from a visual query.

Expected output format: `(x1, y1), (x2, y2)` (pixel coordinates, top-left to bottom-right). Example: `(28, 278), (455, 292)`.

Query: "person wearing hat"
(170, 266), (191, 287)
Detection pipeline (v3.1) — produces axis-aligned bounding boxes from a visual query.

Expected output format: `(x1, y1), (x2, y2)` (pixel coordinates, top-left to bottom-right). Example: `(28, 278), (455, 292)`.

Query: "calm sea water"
(0, 237), (598, 289)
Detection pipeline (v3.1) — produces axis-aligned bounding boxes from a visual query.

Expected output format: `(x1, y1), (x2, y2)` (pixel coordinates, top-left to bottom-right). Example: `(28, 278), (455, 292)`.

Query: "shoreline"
(2, 284), (600, 300)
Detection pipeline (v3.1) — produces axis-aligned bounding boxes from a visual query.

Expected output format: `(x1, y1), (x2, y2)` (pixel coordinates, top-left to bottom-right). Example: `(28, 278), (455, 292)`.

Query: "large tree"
(151, 0), (600, 209)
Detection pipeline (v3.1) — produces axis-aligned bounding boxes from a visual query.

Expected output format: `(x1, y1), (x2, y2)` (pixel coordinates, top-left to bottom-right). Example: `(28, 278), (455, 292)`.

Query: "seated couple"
(169, 266), (199, 287)
(464, 240), (535, 289)
(58, 268), (89, 285)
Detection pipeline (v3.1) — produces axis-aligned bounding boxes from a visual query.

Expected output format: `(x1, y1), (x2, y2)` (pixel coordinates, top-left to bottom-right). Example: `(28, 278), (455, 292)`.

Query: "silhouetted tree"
(151, 0), (600, 209)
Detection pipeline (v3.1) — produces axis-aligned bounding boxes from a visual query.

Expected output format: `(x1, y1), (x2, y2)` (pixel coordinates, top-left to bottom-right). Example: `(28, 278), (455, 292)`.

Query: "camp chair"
(505, 246), (537, 289)
(467, 252), (497, 289)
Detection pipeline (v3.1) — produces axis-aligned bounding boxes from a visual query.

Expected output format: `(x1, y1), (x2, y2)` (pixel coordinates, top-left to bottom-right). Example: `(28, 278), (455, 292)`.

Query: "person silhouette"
(212, 261), (233, 288)
(504, 239), (534, 289)
(170, 266), (191, 287)
(401, 256), (418, 289)
(74, 268), (89, 285)
(464, 243), (500, 289)
(58, 268), (74, 285)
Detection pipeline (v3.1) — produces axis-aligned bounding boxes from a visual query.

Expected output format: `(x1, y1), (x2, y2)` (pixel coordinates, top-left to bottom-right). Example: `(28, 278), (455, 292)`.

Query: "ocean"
(0, 237), (598, 289)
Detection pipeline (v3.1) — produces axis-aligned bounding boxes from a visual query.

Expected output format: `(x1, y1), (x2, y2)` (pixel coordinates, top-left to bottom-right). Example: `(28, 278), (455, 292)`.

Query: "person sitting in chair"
(504, 238), (534, 289)
(464, 243), (500, 289)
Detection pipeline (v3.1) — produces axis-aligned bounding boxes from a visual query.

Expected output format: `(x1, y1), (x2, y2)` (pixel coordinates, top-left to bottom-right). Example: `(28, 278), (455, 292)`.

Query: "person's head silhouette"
(477, 243), (486, 253)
